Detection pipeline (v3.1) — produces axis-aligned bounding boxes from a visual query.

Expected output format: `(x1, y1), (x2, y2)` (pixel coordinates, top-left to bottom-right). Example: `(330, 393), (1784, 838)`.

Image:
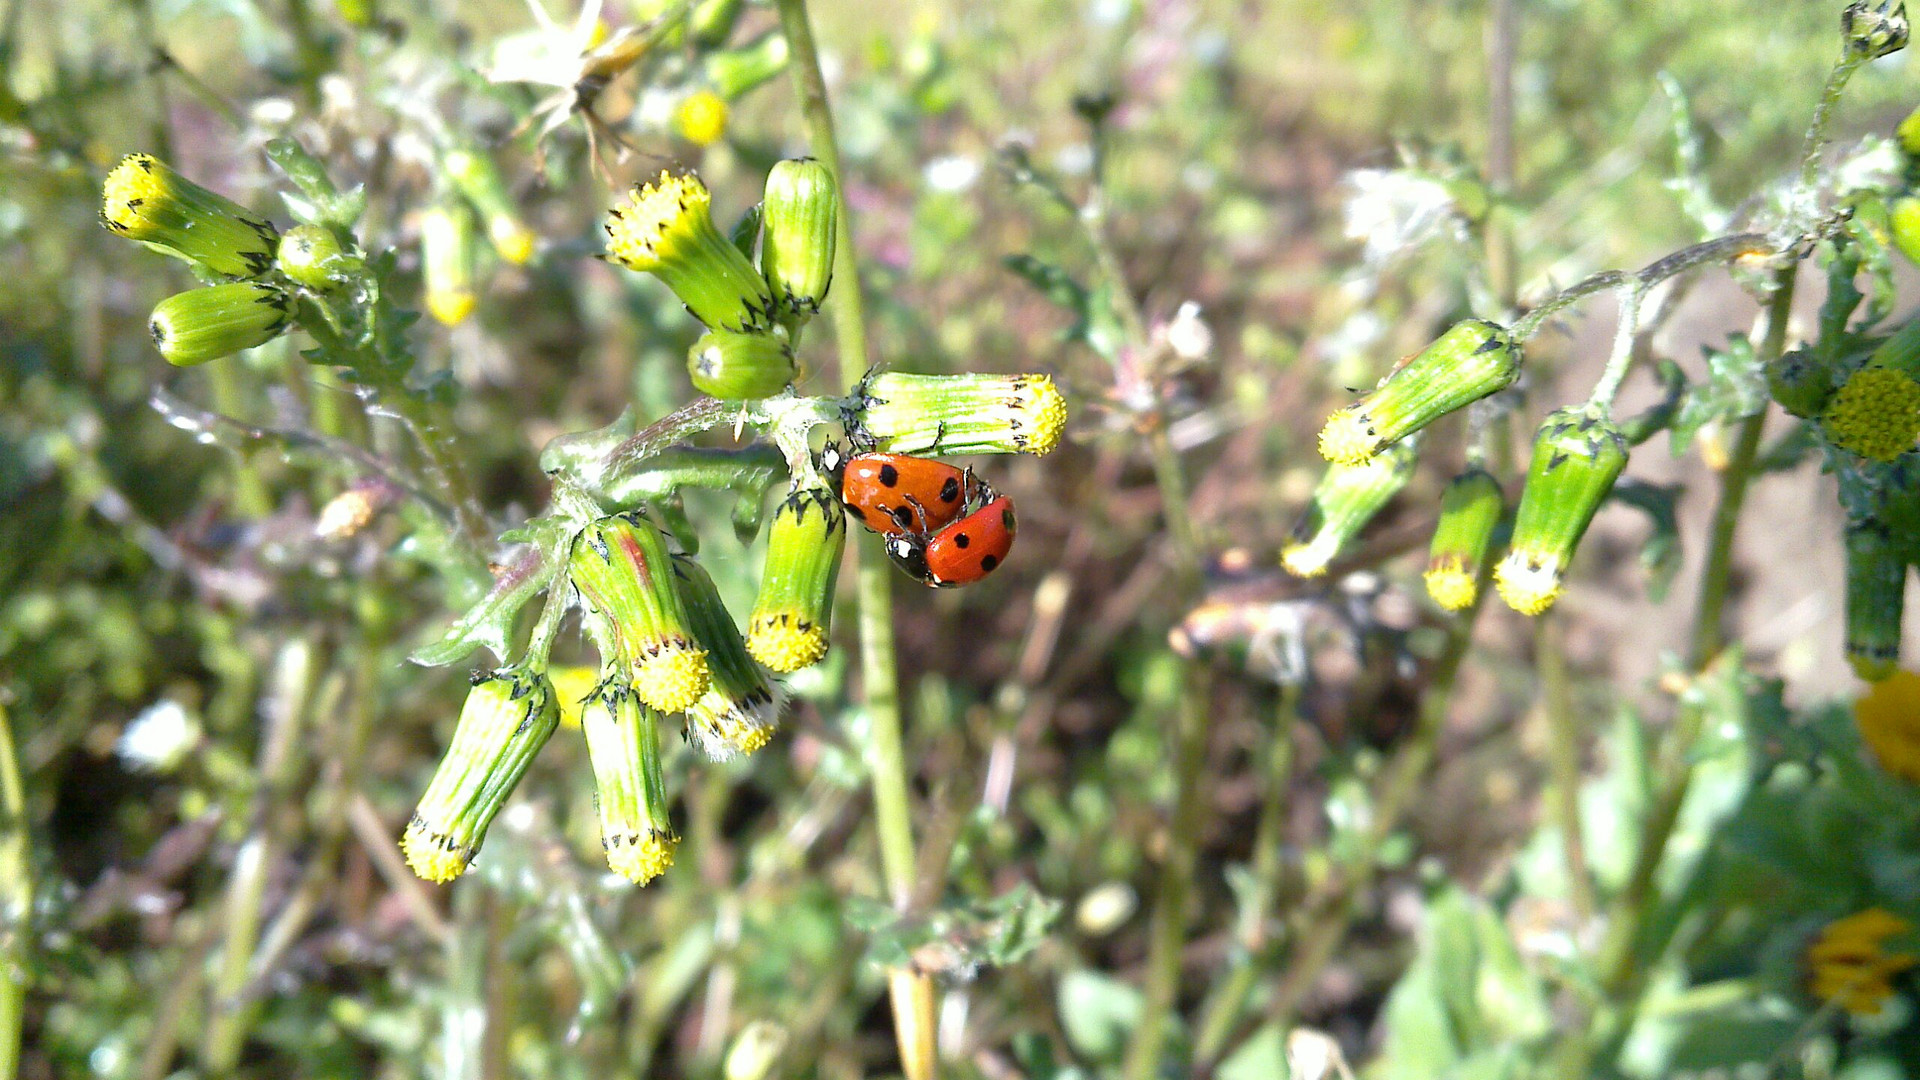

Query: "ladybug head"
(884, 532), (934, 586)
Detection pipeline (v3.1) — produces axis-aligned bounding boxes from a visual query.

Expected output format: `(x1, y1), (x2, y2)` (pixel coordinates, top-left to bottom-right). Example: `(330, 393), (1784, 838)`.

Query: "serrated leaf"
(1671, 335), (1766, 456)
(410, 517), (573, 666)
(1619, 358), (1688, 446)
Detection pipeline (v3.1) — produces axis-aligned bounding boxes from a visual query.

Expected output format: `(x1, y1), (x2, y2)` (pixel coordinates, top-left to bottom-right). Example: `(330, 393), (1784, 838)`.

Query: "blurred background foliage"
(4, 0), (1920, 1078)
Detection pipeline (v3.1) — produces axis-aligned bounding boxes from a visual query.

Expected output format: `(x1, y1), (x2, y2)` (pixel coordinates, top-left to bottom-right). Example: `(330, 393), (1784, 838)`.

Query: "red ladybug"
(886, 494), (1017, 588)
(824, 446), (983, 537)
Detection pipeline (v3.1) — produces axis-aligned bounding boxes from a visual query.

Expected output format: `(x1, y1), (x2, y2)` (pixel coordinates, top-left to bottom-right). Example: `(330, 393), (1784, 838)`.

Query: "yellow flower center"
(1824, 366), (1920, 462)
(1808, 908), (1919, 1016)
(1424, 557), (1479, 611)
(1493, 549), (1563, 616)
(1281, 536), (1336, 579)
(488, 217), (537, 266)
(1317, 407), (1380, 466)
(604, 827), (677, 884)
(101, 153), (171, 235)
(747, 610), (829, 673)
(1022, 375), (1069, 455)
(631, 640), (711, 713)
(676, 91), (730, 147)
(401, 818), (473, 883)
(605, 170), (713, 271)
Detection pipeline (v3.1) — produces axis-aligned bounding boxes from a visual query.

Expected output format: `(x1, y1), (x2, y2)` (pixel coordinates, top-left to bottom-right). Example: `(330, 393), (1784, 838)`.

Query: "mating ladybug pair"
(822, 446), (1017, 587)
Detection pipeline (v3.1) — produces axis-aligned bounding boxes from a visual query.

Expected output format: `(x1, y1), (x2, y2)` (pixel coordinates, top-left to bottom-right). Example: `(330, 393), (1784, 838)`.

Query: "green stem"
(1537, 616), (1595, 923)
(1585, 283), (1645, 412)
(774, 3), (932, 1077)
(0, 701), (27, 1080)
(1564, 264), (1796, 1076)
(1192, 687), (1301, 1068)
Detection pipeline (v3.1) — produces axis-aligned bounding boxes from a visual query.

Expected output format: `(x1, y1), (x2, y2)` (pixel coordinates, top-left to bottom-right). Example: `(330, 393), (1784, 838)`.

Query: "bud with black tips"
(578, 675), (678, 882)
(1846, 520), (1908, 681)
(674, 555), (782, 759)
(1318, 319), (1521, 465)
(1494, 407), (1630, 615)
(148, 282), (292, 367)
(571, 513), (711, 712)
(747, 485), (845, 673)
(1843, 1), (1910, 59)
(851, 371), (1069, 456)
(605, 170), (777, 333)
(101, 153), (279, 279)
(1769, 347), (1837, 419)
(1424, 467), (1504, 611)
(760, 158), (837, 327)
(402, 667), (561, 882)
(1281, 438), (1418, 578)
(688, 326), (797, 400)
(277, 224), (358, 292)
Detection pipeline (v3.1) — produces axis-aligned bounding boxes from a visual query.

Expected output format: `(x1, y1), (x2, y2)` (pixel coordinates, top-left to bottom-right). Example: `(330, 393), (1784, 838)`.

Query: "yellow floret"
(547, 665), (601, 730)
(605, 170), (713, 271)
(1280, 537), (1336, 579)
(604, 828), (677, 884)
(1423, 558), (1480, 612)
(488, 217), (537, 266)
(1824, 366), (1920, 462)
(1856, 669), (1920, 783)
(427, 288), (476, 327)
(1022, 374), (1070, 455)
(631, 642), (711, 713)
(1317, 407), (1381, 466)
(747, 611), (829, 673)
(102, 153), (170, 234)
(675, 90), (730, 147)
(1807, 908), (1919, 1016)
(1493, 550), (1563, 616)
(401, 818), (472, 883)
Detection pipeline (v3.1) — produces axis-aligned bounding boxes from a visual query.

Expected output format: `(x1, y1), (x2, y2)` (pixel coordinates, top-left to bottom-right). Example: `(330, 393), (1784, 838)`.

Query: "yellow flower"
(676, 90), (730, 147)
(1856, 669), (1920, 784)
(1808, 908), (1919, 1016)
(1823, 366), (1920, 462)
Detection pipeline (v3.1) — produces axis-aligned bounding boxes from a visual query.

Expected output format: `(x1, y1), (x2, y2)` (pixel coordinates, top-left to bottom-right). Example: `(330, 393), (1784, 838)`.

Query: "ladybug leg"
(900, 494), (932, 533)
(925, 420), (949, 455)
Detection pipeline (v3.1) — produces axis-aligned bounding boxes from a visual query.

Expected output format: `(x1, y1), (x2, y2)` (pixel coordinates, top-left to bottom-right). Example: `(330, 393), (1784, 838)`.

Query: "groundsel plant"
(101, 148), (1067, 887)
(1282, 2), (1920, 682)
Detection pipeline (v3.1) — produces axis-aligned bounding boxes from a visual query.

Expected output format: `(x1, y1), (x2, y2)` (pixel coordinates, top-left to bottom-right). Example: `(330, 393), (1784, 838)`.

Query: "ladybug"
(822, 445), (983, 537)
(886, 494), (1018, 588)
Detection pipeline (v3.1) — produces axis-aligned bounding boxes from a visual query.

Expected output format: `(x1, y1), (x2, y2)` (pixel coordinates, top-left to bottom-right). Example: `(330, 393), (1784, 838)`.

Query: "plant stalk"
(773, 2), (933, 1076)
(0, 700), (27, 1080)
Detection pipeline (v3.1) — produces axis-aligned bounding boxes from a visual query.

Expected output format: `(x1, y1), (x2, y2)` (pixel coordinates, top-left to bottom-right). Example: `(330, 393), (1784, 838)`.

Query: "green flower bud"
(688, 327), (797, 400)
(148, 282), (291, 367)
(1424, 467), (1504, 611)
(1318, 319), (1521, 465)
(605, 171), (777, 333)
(402, 667), (561, 883)
(1769, 347), (1836, 419)
(421, 201), (477, 327)
(444, 145), (536, 266)
(1843, 1), (1909, 59)
(706, 31), (790, 100)
(571, 513), (711, 712)
(1493, 407), (1629, 616)
(690, 0), (745, 47)
(578, 676), (677, 882)
(1897, 106), (1920, 166)
(760, 158), (838, 325)
(276, 224), (357, 292)
(1892, 194), (1920, 267)
(747, 486), (845, 673)
(852, 371), (1069, 456)
(1281, 438), (1417, 578)
(673, 556), (782, 759)
(101, 154), (278, 279)
(1847, 521), (1908, 681)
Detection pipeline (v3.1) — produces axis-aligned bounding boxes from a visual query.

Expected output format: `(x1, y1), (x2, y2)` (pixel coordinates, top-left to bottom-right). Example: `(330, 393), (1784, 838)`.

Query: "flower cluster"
(1292, 317), (1633, 618)
(1806, 908), (1919, 1016)
(400, 159), (1069, 886)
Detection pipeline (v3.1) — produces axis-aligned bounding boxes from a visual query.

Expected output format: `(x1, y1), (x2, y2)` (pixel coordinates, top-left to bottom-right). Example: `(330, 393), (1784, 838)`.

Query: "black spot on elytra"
(980, 554), (999, 572)
(878, 463), (899, 487)
(1002, 507), (1016, 532)
(953, 532), (971, 549)
(939, 477), (960, 503)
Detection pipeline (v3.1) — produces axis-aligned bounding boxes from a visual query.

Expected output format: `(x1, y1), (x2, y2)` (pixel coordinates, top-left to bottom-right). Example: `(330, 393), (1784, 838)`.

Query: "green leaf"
(853, 884), (1063, 977)
(1606, 478), (1682, 601)
(1217, 1023), (1290, 1080)
(1671, 335), (1767, 457)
